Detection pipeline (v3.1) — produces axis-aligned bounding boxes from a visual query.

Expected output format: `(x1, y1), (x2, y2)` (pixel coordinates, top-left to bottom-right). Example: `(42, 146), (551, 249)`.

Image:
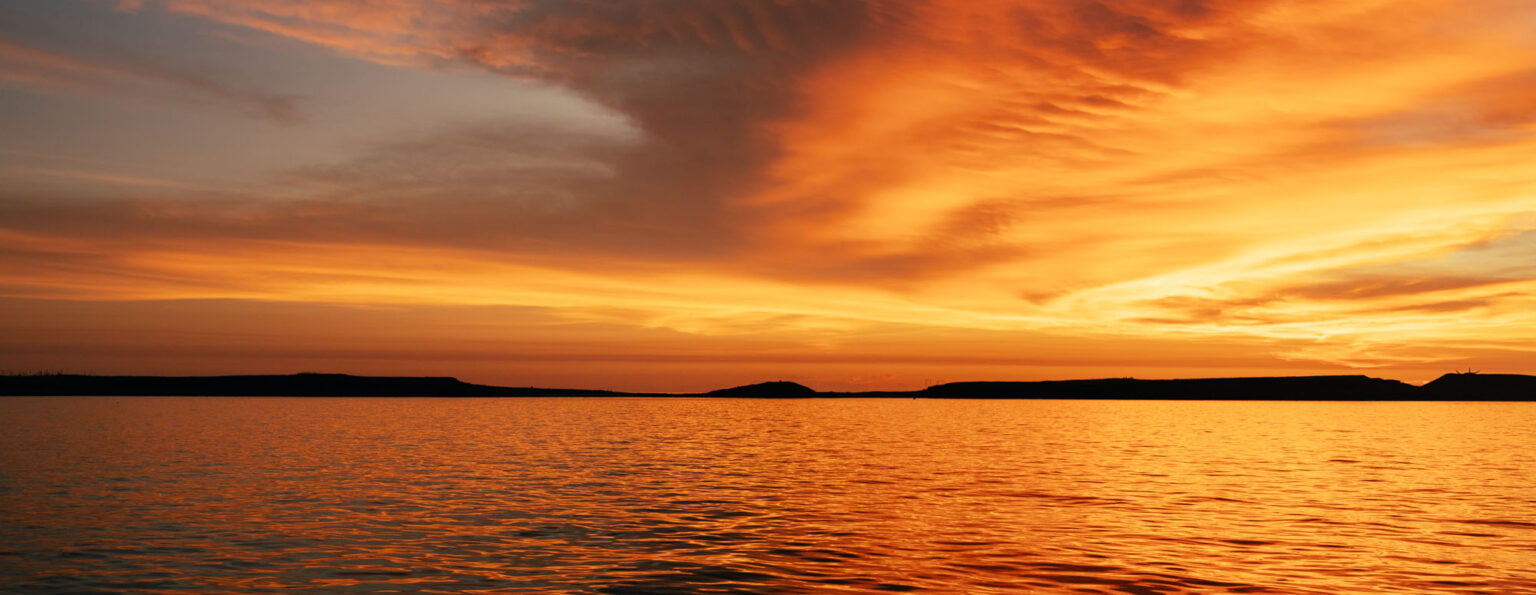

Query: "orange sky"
(1, 0), (1533, 391)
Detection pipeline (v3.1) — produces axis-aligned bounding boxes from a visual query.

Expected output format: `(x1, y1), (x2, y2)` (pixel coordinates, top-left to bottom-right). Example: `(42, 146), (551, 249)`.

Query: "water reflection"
(1, 397), (1533, 593)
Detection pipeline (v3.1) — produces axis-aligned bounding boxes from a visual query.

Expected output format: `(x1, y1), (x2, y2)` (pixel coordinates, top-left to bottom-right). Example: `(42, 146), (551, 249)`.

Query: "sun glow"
(2, 0), (1534, 389)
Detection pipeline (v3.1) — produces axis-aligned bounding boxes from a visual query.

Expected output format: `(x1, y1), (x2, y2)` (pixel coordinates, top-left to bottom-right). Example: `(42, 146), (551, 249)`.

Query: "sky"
(1, 0), (1533, 391)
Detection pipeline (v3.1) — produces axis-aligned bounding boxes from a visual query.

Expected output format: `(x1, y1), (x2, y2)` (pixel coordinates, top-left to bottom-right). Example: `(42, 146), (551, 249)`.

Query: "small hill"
(921, 375), (1420, 400)
(705, 381), (819, 398)
(0, 373), (625, 397)
(1420, 373), (1536, 400)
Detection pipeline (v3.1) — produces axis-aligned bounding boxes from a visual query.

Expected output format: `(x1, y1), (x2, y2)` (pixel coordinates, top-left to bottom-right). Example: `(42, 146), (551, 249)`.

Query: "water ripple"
(2, 397), (1534, 593)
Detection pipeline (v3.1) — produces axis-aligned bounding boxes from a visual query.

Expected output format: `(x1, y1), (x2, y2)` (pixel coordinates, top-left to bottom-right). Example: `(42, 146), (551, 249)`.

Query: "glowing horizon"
(2, 1), (1533, 391)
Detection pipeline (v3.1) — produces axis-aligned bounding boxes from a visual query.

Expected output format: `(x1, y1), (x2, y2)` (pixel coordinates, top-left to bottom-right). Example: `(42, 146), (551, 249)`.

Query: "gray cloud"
(0, 39), (302, 123)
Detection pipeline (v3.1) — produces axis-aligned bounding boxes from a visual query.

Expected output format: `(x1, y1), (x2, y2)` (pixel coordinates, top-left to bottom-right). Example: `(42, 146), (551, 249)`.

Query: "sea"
(1, 397), (1532, 594)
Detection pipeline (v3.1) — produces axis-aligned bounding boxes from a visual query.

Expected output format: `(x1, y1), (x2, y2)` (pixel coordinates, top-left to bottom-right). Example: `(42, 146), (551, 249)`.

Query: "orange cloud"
(3, 0), (1535, 387)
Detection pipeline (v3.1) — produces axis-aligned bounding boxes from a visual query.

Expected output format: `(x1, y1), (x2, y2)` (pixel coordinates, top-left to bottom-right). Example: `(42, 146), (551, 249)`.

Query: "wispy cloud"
(0, 38), (301, 122)
(2, 0), (1535, 384)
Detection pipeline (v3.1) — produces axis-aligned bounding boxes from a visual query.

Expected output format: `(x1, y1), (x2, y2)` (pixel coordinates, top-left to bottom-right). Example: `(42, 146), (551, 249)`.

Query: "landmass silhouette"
(706, 381), (820, 398)
(2, 371), (1532, 400)
(917, 375), (1420, 399)
(0, 373), (627, 397)
(1419, 372), (1536, 399)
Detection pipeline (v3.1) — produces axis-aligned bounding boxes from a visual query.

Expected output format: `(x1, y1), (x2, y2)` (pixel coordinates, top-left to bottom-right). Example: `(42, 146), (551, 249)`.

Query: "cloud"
(1345, 68), (1536, 148)
(0, 39), (301, 123)
(288, 120), (630, 203)
(3, 0), (1535, 382)
(137, 0), (470, 65)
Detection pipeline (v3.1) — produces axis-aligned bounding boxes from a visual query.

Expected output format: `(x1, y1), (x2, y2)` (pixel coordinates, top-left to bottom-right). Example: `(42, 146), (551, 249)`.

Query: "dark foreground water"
(1, 397), (1532, 594)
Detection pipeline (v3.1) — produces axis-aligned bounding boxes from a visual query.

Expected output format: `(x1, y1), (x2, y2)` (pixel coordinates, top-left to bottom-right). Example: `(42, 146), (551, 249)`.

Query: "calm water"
(1, 398), (1532, 594)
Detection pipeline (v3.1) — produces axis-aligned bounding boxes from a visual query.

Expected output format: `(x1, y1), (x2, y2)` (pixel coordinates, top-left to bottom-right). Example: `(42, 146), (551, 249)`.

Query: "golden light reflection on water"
(1, 397), (1533, 593)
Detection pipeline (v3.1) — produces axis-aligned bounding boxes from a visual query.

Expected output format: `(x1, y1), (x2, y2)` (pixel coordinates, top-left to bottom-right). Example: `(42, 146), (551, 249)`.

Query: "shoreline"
(2, 372), (1532, 400)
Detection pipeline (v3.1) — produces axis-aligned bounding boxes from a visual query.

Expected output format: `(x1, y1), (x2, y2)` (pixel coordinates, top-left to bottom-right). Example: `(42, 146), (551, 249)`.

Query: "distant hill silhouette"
(3, 372), (1533, 400)
(0, 373), (624, 397)
(1420, 373), (1536, 400)
(920, 375), (1422, 400)
(705, 381), (818, 398)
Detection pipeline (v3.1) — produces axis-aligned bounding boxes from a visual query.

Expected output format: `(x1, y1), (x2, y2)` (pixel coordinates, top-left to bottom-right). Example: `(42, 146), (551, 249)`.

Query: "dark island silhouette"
(1419, 373), (1536, 400)
(706, 381), (819, 398)
(1, 371), (1532, 400)
(0, 373), (628, 397)
(918, 375), (1421, 400)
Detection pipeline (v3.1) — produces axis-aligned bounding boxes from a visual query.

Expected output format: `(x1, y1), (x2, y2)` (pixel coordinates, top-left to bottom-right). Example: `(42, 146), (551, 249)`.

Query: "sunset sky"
(2, 0), (1533, 391)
